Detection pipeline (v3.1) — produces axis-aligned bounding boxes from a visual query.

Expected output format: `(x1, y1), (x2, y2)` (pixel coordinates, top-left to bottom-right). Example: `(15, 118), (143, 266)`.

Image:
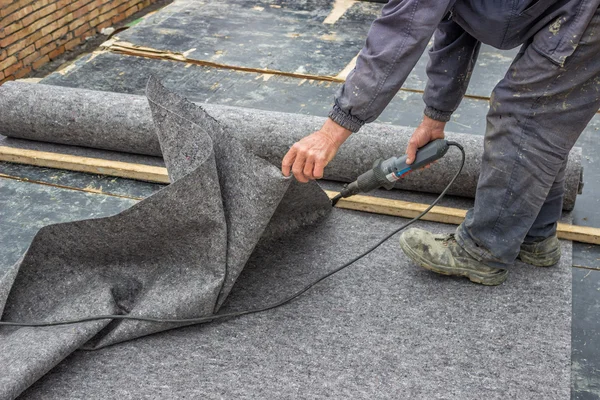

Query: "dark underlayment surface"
(0, 0), (598, 398)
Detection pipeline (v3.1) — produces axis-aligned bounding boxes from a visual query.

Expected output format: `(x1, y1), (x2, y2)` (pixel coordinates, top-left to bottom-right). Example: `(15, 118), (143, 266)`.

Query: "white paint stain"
(549, 17), (565, 36)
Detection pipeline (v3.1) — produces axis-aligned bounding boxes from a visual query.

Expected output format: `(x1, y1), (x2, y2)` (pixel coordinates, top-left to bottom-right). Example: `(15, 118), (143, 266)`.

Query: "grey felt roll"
(0, 78), (331, 399)
(0, 81), (583, 210)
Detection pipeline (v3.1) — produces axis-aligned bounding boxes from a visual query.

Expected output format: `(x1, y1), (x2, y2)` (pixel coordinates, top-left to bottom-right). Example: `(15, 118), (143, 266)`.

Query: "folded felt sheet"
(0, 78), (331, 399)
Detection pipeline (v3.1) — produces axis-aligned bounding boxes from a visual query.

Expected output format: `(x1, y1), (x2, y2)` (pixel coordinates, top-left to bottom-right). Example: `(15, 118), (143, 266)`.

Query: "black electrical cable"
(0, 142), (465, 331)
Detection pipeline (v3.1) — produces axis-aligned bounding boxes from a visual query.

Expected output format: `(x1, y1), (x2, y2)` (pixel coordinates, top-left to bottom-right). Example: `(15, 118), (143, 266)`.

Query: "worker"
(282, 1), (600, 285)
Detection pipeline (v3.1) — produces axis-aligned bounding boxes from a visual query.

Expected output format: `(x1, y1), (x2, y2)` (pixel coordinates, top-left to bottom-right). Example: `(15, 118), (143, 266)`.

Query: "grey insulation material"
(19, 213), (573, 400)
(0, 78), (331, 399)
(0, 81), (583, 210)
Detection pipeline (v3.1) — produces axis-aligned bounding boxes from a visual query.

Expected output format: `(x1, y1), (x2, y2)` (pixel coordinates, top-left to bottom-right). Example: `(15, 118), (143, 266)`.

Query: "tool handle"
(406, 139), (449, 170)
(382, 139), (449, 181)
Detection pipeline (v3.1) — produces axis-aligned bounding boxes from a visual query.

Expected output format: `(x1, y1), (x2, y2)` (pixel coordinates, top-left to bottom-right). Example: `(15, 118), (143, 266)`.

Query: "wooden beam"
(323, 190), (466, 225)
(1, 145), (599, 245)
(0, 146), (170, 184)
(323, 190), (600, 245)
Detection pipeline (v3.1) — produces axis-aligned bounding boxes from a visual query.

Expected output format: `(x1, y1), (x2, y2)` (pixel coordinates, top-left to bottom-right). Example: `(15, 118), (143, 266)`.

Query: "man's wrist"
(421, 114), (446, 131)
(328, 103), (364, 133)
(321, 118), (352, 147)
(423, 105), (452, 123)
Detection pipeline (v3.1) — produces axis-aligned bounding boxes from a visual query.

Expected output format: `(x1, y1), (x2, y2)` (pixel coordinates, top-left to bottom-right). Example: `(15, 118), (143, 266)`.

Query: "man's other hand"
(406, 115), (446, 164)
(282, 118), (352, 183)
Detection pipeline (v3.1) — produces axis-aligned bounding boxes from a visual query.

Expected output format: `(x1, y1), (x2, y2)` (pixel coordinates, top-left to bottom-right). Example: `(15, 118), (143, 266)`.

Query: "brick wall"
(0, 0), (157, 83)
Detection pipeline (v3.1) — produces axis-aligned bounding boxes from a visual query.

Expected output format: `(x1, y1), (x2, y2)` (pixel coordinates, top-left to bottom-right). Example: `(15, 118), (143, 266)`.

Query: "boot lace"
(435, 233), (456, 247)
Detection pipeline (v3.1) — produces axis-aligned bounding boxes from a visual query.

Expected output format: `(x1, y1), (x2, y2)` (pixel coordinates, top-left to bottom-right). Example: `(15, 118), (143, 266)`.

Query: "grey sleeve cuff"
(424, 105), (453, 122)
(328, 103), (365, 133)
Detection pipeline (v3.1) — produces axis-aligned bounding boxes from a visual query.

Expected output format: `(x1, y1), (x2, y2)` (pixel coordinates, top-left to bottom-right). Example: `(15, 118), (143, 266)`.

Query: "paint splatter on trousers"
(456, 7), (600, 268)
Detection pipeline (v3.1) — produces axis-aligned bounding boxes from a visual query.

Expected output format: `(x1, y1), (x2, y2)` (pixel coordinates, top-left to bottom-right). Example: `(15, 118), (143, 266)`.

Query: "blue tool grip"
(381, 139), (450, 181)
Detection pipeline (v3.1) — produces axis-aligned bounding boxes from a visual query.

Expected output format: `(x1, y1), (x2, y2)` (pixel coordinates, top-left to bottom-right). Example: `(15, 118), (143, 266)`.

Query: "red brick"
(48, 45), (65, 60)
(89, 16), (102, 28)
(68, 17), (86, 31)
(95, 19), (112, 31)
(38, 41), (57, 56)
(32, 55), (49, 70)
(54, 12), (75, 28)
(99, 2), (116, 14)
(14, 65), (32, 79)
(20, 2), (56, 27)
(117, 2), (132, 14)
(21, 50), (40, 65)
(3, 60), (24, 77)
(124, 5), (139, 19)
(2, 5), (33, 25)
(0, 70), (4, 80)
(64, 36), (82, 51)
(82, 28), (97, 40)
(73, 4), (91, 19)
(87, 8), (100, 22)
(67, 0), (93, 14)
(1, 76), (16, 85)
(0, 55), (18, 71)
(6, 37), (31, 57)
(35, 33), (54, 49)
(22, 10), (63, 37)
(0, 2), (23, 18)
(17, 43), (35, 58)
(3, 21), (24, 36)
(31, 0), (52, 13)
(52, 26), (69, 40)
(74, 22), (90, 37)
(103, 8), (119, 22)
(39, 21), (60, 37)
(56, 32), (74, 45)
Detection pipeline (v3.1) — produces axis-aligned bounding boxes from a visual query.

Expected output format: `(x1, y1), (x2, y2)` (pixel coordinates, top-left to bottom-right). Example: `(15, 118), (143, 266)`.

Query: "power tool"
(331, 139), (450, 206)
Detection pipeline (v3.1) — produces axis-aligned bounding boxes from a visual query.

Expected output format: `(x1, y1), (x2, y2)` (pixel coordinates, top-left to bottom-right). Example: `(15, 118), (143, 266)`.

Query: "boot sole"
(517, 247), (561, 267)
(399, 236), (507, 286)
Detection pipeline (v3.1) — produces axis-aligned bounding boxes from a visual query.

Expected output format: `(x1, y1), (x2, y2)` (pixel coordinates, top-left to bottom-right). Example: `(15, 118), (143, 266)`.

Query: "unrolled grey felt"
(17, 212), (573, 400)
(0, 81), (583, 210)
(0, 78), (331, 399)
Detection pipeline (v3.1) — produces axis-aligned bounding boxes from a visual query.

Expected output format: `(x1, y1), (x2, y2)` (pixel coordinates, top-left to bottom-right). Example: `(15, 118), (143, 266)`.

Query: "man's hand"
(406, 115), (446, 164)
(282, 118), (352, 183)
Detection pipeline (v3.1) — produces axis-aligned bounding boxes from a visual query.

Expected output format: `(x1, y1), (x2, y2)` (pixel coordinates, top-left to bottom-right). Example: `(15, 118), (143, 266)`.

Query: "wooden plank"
(1, 145), (599, 245)
(322, 190), (600, 245)
(0, 146), (170, 184)
(323, 190), (467, 224)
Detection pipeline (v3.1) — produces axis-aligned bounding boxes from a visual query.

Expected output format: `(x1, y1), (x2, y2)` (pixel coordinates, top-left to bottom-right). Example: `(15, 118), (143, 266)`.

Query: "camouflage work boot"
(399, 228), (508, 286)
(518, 234), (561, 267)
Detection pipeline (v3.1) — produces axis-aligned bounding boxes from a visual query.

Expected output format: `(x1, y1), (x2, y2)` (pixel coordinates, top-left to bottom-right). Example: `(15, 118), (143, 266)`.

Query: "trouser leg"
(524, 158), (568, 242)
(456, 9), (600, 268)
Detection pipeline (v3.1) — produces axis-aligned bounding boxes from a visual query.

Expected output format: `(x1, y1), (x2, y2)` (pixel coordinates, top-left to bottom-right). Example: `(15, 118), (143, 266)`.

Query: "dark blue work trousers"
(456, 7), (600, 267)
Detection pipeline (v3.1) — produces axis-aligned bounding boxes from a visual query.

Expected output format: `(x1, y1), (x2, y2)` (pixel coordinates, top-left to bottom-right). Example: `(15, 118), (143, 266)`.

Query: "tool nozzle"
(331, 194), (342, 207)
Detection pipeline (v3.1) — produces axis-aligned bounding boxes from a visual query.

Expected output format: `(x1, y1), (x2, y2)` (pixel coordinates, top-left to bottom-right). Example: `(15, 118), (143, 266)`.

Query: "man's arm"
(422, 15), (481, 123)
(330, 0), (455, 132)
(283, 0), (454, 182)
(405, 15), (481, 162)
